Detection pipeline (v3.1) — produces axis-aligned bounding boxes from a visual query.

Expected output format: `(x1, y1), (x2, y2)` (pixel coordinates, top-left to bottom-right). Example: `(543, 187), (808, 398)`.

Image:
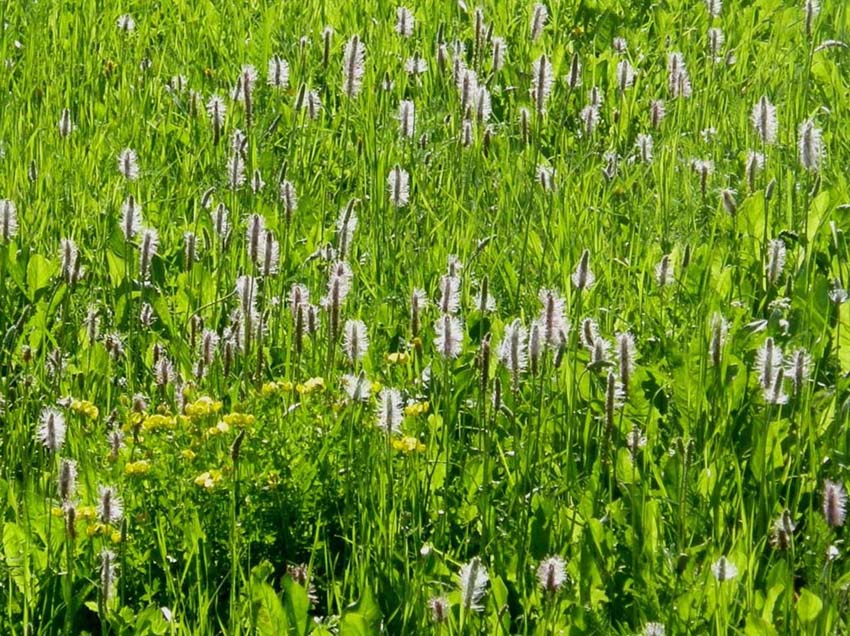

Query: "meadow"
(1, 0), (849, 633)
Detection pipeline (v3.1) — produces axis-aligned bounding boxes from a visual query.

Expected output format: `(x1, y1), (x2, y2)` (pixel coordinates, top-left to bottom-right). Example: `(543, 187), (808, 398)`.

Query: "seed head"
(60, 238), (83, 285)
(428, 596), (450, 623)
(0, 199), (17, 242)
(267, 55), (290, 89)
(343, 35), (366, 98)
(37, 408), (66, 453)
(708, 28), (725, 58)
(434, 314), (463, 359)
(388, 166), (410, 208)
(458, 557), (489, 612)
(711, 556), (738, 582)
(746, 151), (765, 189)
(395, 7), (414, 37)
(531, 55), (554, 115)
(654, 254), (674, 287)
(538, 288), (568, 349)
(58, 108), (74, 138)
(376, 387), (403, 433)
(770, 510), (796, 550)
(499, 319), (528, 389)
(823, 480), (847, 527)
(567, 53), (582, 89)
(116, 14), (135, 32)
(756, 337), (782, 391)
(785, 348), (811, 393)
(571, 249), (595, 291)
(97, 485), (123, 525)
(705, 0), (722, 17)
(139, 228), (158, 282)
(649, 99), (666, 128)
(58, 458), (78, 501)
(335, 203), (359, 259)
(798, 118), (824, 173)
(536, 556), (567, 594)
(491, 37), (507, 72)
(260, 229), (280, 276)
(667, 52), (692, 99)
(343, 371), (372, 402)
(530, 4), (548, 41)
(410, 287), (428, 338)
(636, 134), (653, 163)
(343, 319), (369, 363)
(766, 238), (786, 286)
(227, 152), (246, 190)
(751, 96), (777, 145)
(398, 100), (415, 139)
(118, 148), (139, 180)
(644, 622), (665, 636)
(212, 203), (230, 241)
(616, 59), (635, 92)
(100, 549), (118, 601)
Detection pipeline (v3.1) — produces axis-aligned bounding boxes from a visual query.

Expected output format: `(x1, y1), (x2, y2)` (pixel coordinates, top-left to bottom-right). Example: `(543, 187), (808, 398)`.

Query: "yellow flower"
(51, 506), (64, 518)
(296, 377), (325, 395)
(124, 460), (151, 476)
(385, 352), (410, 365)
(184, 396), (223, 419)
(111, 530), (122, 544)
(181, 449), (196, 461)
(71, 399), (99, 420)
(222, 412), (255, 428)
(371, 381), (383, 394)
(261, 381), (294, 396)
(194, 470), (223, 489)
(87, 522), (107, 537)
(392, 436), (426, 454)
(78, 505), (97, 521)
(142, 414), (177, 431)
(404, 401), (430, 417)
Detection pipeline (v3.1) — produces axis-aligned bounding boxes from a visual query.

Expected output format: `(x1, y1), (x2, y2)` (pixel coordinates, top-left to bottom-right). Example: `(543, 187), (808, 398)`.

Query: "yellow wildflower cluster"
(181, 449), (196, 461)
(223, 412), (255, 428)
(71, 399), (99, 420)
(87, 523), (106, 537)
(385, 352), (410, 365)
(124, 460), (151, 476)
(296, 377), (325, 395)
(142, 414), (177, 431)
(392, 436), (426, 454)
(184, 396), (223, 419)
(404, 401), (430, 417)
(78, 505), (97, 521)
(194, 469), (223, 489)
(261, 380), (294, 396)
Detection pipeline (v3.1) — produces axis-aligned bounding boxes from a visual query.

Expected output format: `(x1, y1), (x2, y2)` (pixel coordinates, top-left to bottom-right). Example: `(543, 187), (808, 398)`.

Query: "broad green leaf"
(252, 582), (288, 636)
(282, 575), (310, 636)
(26, 253), (56, 299)
(796, 588), (822, 624)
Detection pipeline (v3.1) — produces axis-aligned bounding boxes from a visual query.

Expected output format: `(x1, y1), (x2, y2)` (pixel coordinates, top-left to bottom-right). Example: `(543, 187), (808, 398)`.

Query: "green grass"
(1, 0), (849, 634)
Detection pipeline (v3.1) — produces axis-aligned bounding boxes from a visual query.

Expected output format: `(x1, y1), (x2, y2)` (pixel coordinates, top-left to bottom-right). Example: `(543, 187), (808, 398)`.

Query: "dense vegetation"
(1, 0), (849, 634)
